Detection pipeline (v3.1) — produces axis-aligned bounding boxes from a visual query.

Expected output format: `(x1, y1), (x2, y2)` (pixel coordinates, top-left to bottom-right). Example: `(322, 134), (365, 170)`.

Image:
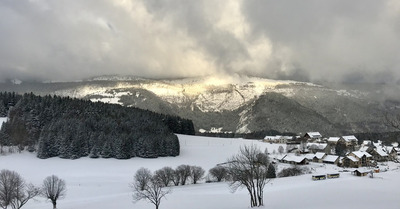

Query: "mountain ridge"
(1, 75), (399, 136)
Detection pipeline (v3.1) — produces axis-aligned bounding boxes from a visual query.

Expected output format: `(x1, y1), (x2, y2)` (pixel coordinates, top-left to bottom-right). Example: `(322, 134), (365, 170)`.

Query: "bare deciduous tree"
(132, 172), (171, 209)
(175, 165), (191, 185)
(209, 166), (228, 182)
(171, 170), (180, 186)
(226, 145), (275, 207)
(10, 183), (40, 209)
(189, 166), (205, 184)
(41, 175), (66, 209)
(0, 169), (39, 209)
(0, 169), (15, 209)
(154, 167), (175, 187)
(134, 168), (152, 191)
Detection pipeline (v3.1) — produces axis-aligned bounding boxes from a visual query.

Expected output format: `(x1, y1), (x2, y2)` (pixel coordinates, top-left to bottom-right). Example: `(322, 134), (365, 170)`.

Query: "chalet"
(278, 136), (293, 144)
(327, 137), (341, 145)
(304, 132), (322, 142)
(342, 156), (360, 168)
(322, 155), (340, 165)
(352, 169), (371, 177)
(263, 136), (280, 143)
(368, 148), (389, 162)
(348, 151), (372, 167)
(313, 152), (327, 163)
(307, 143), (330, 154)
(304, 153), (315, 161)
(341, 135), (359, 146)
(385, 146), (398, 160)
(279, 155), (309, 165)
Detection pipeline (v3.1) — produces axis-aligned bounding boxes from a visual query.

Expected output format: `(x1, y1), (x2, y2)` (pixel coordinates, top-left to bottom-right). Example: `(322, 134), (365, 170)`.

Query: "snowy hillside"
(0, 134), (399, 209)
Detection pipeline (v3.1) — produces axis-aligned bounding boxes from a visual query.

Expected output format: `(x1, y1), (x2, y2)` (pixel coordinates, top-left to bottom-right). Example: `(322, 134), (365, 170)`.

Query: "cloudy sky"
(0, 0), (399, 83)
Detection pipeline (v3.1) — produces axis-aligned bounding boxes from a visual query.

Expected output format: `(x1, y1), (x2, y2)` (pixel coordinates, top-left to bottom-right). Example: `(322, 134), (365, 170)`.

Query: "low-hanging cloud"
(0, 0), (399, 83)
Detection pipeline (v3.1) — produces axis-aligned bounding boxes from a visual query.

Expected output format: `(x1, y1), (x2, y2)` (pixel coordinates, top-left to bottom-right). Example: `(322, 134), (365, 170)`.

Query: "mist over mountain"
(1, 75), (399, 136)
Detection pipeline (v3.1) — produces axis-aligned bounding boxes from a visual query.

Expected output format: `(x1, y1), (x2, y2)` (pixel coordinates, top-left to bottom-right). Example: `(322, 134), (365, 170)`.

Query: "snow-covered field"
(0, 134), (399, 209)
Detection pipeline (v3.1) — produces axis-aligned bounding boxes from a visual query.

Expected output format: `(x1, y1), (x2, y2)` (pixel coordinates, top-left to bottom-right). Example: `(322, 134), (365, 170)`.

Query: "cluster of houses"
(265, 132), (400, 168)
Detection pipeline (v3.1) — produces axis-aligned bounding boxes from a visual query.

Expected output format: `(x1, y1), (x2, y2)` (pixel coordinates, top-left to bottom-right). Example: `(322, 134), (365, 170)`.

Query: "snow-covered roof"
(351, 151), (372, 158)
(385, 146), (394, 153)
(323, 155), (339, 163)
(358, 146), (369, 152)
(283, 155), (307, 163)
(314, 152), (326, 159)
(353, 168), (371, 173)
(306, 132), (322, 138)
(342, 135), (358, 142)
(346, 156), (359, 162)
(373, 141), (382, 147)
(327, 137), (340, 143)
(375, 148), (388, 157)
(304, 154), (315, 160)
(363, 140), (371, 145)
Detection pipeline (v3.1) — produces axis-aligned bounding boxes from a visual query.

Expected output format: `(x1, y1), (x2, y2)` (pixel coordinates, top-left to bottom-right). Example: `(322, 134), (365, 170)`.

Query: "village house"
(263, 136), (280, 143)
(278, 155), (309, 165)
(322, 155), (340, 165)
(342, 156), (361, 168)
(313, 152), (327, 163)
(307, 143), (330, 154)
(352, 169), (371, 177)
(348, 151), (373, 167)
(304, 132), (322, 142)
(304, 153), (315, 161)
(385, 146), (398, 160)
(327, 137), (341, 146)
(341, 135), (359, 146)
(368, 148), (389, 162)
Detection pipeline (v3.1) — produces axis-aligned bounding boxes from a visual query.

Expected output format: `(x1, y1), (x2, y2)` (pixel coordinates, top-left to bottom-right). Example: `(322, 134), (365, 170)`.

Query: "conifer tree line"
(0, 92), (195, 159)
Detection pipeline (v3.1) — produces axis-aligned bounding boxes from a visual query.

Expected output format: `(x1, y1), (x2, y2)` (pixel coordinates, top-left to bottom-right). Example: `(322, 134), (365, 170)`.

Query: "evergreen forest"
(0, 92), (195, 159)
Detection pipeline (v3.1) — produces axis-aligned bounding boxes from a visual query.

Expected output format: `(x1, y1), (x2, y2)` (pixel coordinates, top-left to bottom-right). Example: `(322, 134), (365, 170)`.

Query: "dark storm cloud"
(0, 0), (399, 83)
(241, 0), (400, 82)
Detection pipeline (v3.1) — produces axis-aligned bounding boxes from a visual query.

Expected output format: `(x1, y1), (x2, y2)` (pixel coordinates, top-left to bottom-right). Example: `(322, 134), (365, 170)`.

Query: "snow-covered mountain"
(1, 75), (399, 135)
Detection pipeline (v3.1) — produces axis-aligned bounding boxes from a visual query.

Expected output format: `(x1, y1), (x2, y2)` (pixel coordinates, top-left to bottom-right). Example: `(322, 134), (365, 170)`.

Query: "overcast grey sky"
(0, 0), (399, 83)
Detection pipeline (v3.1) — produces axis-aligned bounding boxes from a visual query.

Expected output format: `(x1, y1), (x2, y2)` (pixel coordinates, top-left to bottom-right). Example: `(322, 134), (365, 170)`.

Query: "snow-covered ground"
(0, 134), (399, 209)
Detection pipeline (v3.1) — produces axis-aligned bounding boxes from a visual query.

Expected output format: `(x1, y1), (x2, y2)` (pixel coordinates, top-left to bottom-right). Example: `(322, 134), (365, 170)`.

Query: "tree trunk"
(52, 200), (57, 209)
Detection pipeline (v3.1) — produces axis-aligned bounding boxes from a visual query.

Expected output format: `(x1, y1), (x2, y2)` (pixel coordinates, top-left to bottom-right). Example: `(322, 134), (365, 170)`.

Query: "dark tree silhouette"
(190, 166), (205, 184)
(41, 175), (66, 209)
(0, 169), (39, 209)
(132, 171), (171, 209)
(226, 145), (275, 207)
(209, 166), (228, 182)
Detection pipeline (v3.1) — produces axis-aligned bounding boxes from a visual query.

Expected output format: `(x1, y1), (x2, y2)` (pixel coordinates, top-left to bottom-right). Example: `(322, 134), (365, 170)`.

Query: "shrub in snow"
(277, 165), (310, 178)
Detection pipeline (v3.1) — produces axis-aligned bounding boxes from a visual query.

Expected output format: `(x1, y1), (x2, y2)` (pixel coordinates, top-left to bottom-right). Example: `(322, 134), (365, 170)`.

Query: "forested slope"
(0, 92), (195, 159)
